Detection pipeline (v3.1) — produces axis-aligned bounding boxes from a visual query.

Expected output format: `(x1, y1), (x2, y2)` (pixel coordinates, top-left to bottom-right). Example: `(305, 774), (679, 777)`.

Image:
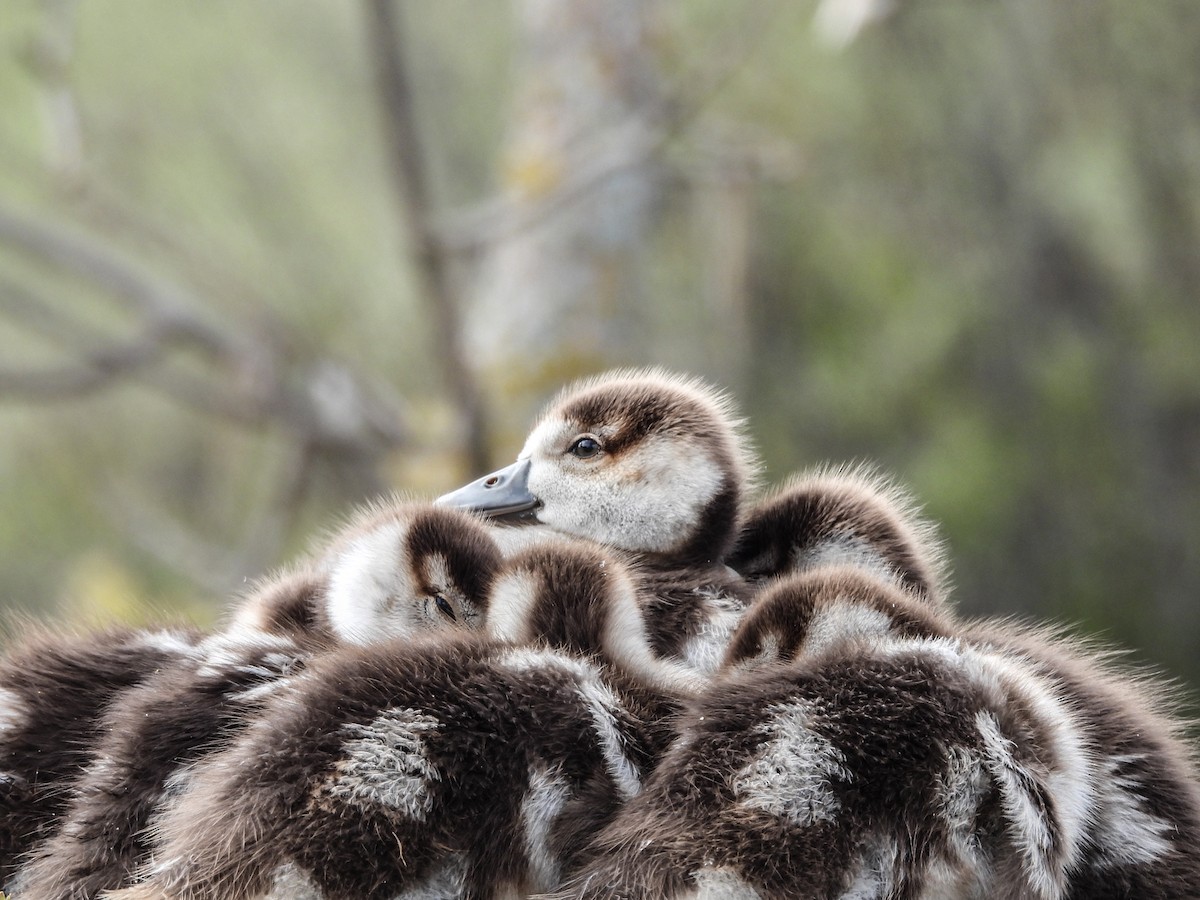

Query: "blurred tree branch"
(0, 275), (170, 399)
(0, 203), (408, 448)
(363, 0), (488, 474)
(0, 0), (795, 601)
(0, 202), (411, 590)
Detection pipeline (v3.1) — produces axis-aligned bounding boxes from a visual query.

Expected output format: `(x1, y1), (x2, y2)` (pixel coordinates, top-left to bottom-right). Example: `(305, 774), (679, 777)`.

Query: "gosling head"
(439, 369), (758, 568)
(319, 500), (502, 646)
(223, 565), (329, 640)
(729, 465), (950, 605)
(487, 540), (705, 695)
(720, 565), (953, 674)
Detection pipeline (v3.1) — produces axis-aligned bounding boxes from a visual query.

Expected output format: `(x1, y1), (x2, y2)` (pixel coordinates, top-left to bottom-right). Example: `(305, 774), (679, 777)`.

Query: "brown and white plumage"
(719, 563), (953, 674)
(10, 624), (311, 900)
(107, 540), (700, 900)
(543, 571), (1200, 900)
(0, 624), (201, 889)
(225, 498), (502, 647)
(962, 621), (1200, 899)
(728, 464), (949, 605)
(440, 369), (757, 566)
(488, 540), (705, 697)
(439, 369), (760, 675)
(22, 367), (1195, 900)
(14, 502), (502, 900)
(108, 639), (655, 900)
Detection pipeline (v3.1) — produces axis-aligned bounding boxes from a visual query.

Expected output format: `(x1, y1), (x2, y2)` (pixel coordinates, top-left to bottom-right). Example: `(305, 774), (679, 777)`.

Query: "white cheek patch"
(328, 707), (441, 821)
(325, 521), (415, 645)
(733, 699), (849, 828)
(487, 571), (541, 644)
(528, 431), (725, 553)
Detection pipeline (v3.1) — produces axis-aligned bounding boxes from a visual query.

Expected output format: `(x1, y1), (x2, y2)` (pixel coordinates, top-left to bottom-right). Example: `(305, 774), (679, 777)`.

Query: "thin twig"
(0, 203), (410, 447)
(362, 0), (489, 472)
(0, 203), (239, 359)
(0, 273), (176, 400)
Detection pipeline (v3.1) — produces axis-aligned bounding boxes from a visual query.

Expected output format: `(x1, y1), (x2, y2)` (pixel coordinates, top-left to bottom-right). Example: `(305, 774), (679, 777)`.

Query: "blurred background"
(1, 1), (1198, 692)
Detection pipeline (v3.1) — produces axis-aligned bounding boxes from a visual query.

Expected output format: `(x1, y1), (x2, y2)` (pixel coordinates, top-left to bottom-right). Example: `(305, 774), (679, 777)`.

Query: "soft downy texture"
(515, 368), (760, 567)
(485, 539), (706, 698)
(107, 537), (704, 900)
(11, 621), (315, 900)
(540, 570), (1200, 900)
(313, 499), (501, 646)
(0, 623), (202, 890)
(105, 638), (671, 900)
(438, 368), (762, 678)
(718, 563), (955, 675)
(17, 370), (1200, 900)
(728, 463), (950, 607)
(13, 502), (502, 900)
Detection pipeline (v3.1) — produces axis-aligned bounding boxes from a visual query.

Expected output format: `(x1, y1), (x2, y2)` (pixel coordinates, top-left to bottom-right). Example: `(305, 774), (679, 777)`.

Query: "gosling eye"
(433, 594), (457, 622)
(567, 436), (602, 459)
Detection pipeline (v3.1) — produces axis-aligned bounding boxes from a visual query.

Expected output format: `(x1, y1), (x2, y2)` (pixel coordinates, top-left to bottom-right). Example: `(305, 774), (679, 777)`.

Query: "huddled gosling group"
(2, 369), (1198, 900)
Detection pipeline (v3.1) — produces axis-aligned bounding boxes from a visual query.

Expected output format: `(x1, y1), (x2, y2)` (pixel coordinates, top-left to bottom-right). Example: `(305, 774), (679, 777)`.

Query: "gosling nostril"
(485, 476), (500, 487)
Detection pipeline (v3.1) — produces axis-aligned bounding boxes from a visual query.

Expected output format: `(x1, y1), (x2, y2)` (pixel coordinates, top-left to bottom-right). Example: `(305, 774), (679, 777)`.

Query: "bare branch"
(0, 203), (410, 450)
(0, 203), (241, 360)
(0, 339), (162, 400)
(362, 0), (488, 472)
(0, 273), (178, 400)
(362, 2), (435, 241)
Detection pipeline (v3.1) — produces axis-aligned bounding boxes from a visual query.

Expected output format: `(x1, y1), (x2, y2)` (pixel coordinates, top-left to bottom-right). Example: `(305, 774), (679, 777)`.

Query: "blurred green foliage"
(1, 1), (1198, 699)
